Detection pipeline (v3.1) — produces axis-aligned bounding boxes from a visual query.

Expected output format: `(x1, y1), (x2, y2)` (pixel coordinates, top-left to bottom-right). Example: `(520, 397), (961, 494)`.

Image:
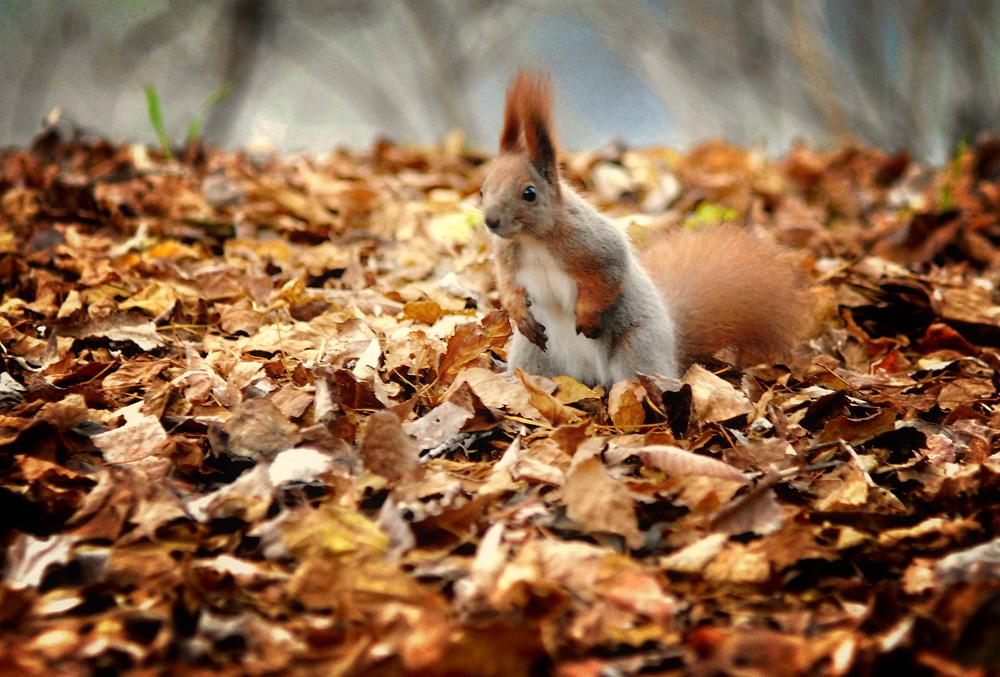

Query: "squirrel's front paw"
(518, 316), (548, 351)
(576, 322), (601, 340)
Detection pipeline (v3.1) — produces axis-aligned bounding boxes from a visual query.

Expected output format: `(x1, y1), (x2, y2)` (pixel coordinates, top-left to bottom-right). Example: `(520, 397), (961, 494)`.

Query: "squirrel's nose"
(485, 216), (500, 231)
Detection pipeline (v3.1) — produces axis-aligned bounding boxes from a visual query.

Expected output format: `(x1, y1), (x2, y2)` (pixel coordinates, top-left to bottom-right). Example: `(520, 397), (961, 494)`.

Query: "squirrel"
(480, 72), (809, 388)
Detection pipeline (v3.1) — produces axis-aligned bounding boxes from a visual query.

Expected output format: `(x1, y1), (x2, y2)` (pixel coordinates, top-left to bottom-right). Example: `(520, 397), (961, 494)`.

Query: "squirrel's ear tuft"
(517, 73), (558, 186)
(499, 73), (526, 153)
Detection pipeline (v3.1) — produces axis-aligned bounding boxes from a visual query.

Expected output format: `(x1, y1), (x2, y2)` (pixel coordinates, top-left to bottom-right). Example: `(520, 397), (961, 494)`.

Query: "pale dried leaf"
(404, 401), (474, 452)
(216, 398), (301, 462)
(67, 314), (165, 351)
(682, 364), (753, 422)
(608, 380), (647, 428)
(703, 542), (771, 584)
(446, 367), (543, 421)
(711, 480), (784, 536)
(4, 534), (77, 588)
(360, 411), (422, 484)
(91, 402), (170, 478)
(934, 537), (1000, 586)
(564, 457), (643, 548)
(660, 534), (728, 573)
(625, 444), (750, 484)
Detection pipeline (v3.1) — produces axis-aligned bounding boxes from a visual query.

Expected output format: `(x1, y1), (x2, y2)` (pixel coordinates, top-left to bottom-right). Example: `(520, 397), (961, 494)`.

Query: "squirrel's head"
(480, 71), (561, 239)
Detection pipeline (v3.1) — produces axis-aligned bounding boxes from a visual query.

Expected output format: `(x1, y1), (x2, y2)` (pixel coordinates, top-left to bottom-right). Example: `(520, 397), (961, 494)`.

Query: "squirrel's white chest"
(514, 242), (611, 384)
(516, 242), (578, 314)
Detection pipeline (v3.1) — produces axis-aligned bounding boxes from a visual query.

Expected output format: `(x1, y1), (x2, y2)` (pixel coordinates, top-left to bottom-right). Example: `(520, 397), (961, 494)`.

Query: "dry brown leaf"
(4, 533), (77, 588)
(934, 537), (1000, 586)
(553, 375), (603, 404)
(626, 444), (750, 484)
(682, 364), (753, 422)
(360, 411), (423, 485)
(403, 300), (443, 325)
(171, 345), (229, 404)
(118, 280), (188, 316)
(64, 313), (165, 351)
(219, 301), (266, 335)
(102, 359), (170, 392)
(660, 534), (728, 573)
(608, 380), (647, 429)
(211, 397), (301, 462)
(248, 180), (337, 229)
(270, 385), (314, 419)
(91, 402), (171, 478)
(711, 478), (784, 536)
(478, 435), (526, 496)
(436, 313), (510, 384)
(813, 464), (871, 512)
(519, 369), (581, 426)
(703, 541), (771, 584)
(564, 457), (644, 548)
(878, 516), (981, 549)
(491, 539), (610, 610)
(287, 505), (389, 561)
(403, 401), (474, 452)
(187, 464), (275, 523)
(445, 368), (544, 421)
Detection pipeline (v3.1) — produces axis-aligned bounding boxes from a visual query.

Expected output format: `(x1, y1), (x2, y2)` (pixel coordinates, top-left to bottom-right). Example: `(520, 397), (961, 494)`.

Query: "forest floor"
(2, 127), (1000, 676)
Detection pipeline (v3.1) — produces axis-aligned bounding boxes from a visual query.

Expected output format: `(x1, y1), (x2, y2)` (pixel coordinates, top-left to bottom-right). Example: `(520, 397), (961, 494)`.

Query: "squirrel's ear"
(521, 76), (559, 186)
(499, 75), (523, 153)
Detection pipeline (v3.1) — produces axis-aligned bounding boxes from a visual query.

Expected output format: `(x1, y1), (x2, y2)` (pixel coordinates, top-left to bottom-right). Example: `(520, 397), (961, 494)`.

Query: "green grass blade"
(144, 83), (174, 161)
(186, 83), (232, 145)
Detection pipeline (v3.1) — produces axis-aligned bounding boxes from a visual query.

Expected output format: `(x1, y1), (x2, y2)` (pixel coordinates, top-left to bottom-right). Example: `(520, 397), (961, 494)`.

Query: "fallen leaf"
(91, 402), (171, 478)
(64, 314), (165, 351)
(681, 364), (753, 422)
(620, 444), (750, 484)
(608, 380), (647, 428)
(360, 411), (423, 485)
(564, 457), (643, 548)
(211, 397), (301, 462)
(403, 401), (474, 452)
(711, 477), (784, 536)
(4, 534), (77, 588)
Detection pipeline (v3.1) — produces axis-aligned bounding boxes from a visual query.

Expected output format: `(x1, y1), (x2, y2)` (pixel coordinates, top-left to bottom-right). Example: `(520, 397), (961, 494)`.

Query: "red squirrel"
(480, 72), (809, 388)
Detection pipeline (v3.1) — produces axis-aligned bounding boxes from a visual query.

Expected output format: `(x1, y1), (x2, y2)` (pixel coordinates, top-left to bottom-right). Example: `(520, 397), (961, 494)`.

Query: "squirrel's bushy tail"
(640, 225), (809, 369)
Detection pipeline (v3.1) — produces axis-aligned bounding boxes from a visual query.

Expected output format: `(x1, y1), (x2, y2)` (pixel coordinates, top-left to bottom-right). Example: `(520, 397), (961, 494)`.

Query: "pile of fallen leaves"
(2, 123), (1000, 676)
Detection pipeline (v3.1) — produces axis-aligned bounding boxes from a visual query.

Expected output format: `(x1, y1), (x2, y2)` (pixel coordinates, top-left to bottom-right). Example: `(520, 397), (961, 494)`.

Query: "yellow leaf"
(608, 381), (646, 429)
(429, 211), (480, 245)
(145, 240), (202, 260)
(280, 504), (389, 561)
(553, 376), (603, 404)
(119, 281), (181, 316)
(403, 300), (443, 325)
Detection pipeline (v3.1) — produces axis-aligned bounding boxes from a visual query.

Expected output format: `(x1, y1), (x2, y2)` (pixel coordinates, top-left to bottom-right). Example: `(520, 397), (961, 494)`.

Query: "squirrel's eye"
(522, 186), (536, 202)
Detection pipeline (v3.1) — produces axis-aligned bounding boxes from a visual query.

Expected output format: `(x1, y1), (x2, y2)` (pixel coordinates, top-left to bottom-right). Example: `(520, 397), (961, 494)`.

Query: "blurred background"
(2, 0), (998, 164)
